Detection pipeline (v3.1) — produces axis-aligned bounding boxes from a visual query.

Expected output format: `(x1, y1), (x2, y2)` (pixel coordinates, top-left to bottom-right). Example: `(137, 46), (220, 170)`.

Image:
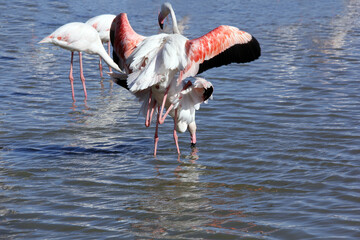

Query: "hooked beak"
(158, 12), (165, 29)
(203, 86), (214, 101)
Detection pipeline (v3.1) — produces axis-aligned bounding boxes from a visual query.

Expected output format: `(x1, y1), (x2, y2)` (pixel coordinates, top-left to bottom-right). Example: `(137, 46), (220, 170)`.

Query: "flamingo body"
(39, 22), (121, 101)
(111, 3), (259, 155)
(86, 14), (116, 43)
(86, 14), (117, 76)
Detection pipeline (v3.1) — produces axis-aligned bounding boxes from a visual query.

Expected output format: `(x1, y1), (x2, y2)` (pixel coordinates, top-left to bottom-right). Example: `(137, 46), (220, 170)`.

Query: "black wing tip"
(198, 35), (261, 74)
(232, 35), (261, 63)
(249, 35), (261, 60)
(113, 77), (129, 90)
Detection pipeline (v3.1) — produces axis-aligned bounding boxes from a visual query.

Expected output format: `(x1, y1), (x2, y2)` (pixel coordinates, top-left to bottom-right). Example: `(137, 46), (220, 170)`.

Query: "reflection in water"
(128, 148), (277, 238)
(130, 162), (210, 237)
(317, 0), (359, 51)
(1, 0), (360, 239)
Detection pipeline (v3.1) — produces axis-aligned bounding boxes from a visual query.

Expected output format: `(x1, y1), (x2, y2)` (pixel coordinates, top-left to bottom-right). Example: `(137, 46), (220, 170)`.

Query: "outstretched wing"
(110, 13), (145, 72)
(183, 25), (261, 77)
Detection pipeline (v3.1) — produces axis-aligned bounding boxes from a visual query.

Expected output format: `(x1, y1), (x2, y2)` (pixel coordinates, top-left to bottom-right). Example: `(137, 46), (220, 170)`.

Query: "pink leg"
(191, 133), (196, 146)
(99, 56), (103, 78)
(145, 89), (157, 127)
(79, 52), (87, 100)
(158, 86), (174, 124)
(107, 42), (112, 72)
(173, 109), (180, 155)
(154, 106), (160, 156)
(158, 82), (192, 124)
(69, 52), (75, 102)
(189, 122), (197, 147)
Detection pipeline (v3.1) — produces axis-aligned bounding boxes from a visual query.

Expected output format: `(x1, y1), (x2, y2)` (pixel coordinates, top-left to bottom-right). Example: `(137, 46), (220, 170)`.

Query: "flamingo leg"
(173, 109), (180, 155)
(79, 52), (87, 100)
(146, 89), (157, 127)
(154, 105), (160, 156)
(107, 42), (112, 72)
(69, 52), (75, 102)
(158, 86), (174, 124)
(159, 81), (193, 124)
(191, 132), (196, 146)
(99, 56), (103, 78)
(188, 122), (197, 147)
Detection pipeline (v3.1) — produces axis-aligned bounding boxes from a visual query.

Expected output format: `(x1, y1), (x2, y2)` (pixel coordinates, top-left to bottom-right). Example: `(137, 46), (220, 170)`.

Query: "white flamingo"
(39, 22), (122, 102)
(86, 14), (116, 77)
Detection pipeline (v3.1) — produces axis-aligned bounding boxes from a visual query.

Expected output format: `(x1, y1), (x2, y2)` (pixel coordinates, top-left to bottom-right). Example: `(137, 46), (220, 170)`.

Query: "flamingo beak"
(158, 12), (165, 29)
(203, 86), (214, 101)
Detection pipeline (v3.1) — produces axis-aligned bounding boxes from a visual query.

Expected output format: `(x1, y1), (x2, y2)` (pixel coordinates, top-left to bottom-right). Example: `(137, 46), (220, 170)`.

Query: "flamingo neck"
(169, 7), (180, 34)
(97, 44), (121, 72)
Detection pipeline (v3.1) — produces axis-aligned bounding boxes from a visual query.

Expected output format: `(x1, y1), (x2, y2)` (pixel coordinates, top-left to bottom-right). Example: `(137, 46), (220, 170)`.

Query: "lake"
(0, 0), (359, 239)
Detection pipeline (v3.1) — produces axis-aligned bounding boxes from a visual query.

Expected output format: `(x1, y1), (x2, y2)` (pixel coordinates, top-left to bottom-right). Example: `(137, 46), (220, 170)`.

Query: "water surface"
(1, 0), (360, 239)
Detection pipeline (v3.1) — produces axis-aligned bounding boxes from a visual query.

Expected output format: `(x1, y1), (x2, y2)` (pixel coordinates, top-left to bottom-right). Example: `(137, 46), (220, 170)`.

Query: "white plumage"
(110, 1), (261, 155)
(126, 33), (188, 92)
(39, 22), (122, 101)
(86, 14), (116, 43)
(86, 14), (116, 76)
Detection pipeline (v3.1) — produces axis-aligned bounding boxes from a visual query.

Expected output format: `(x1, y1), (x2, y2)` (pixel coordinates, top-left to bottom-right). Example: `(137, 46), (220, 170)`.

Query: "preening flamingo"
(86, 14), (116, 77)
(110, 71), (214, 156)
(39, 22), (122, 102)
(149, 77), (214, 156)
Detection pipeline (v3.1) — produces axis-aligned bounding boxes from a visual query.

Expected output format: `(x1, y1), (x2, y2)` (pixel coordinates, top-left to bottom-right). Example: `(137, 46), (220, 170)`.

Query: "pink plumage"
(110, 2), (260, 155)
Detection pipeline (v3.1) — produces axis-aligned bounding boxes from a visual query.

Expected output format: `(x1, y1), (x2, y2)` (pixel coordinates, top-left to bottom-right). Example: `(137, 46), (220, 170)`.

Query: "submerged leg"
(79, 52), (87, 100)
(99, 56), (103, 78)
(69, 52), (75, 102)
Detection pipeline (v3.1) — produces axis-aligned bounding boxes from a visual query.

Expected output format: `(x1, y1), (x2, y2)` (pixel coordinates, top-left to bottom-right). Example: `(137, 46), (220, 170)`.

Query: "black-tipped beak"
(158, 13), (165, 29)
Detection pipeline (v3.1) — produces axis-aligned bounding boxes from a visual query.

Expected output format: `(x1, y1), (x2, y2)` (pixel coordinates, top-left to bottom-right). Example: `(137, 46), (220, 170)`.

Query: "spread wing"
(183, 25), (261, 78)
(110, 13), (145, 72)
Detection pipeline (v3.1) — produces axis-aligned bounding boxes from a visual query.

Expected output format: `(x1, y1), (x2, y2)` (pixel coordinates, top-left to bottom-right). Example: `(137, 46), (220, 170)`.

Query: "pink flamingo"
(39, 22), (122, 102)
(111, 2), (260, 155)
(86, 14), (116, 77)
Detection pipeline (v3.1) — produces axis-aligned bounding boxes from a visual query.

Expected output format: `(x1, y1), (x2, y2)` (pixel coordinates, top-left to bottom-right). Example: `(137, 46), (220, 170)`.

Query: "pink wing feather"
(111, 13), (145, 73)
(183, 25), (261, 79)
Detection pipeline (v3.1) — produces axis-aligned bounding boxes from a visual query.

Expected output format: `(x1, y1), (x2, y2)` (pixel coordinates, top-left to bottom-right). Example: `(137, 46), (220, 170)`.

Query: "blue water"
(1, 0), (360, 239)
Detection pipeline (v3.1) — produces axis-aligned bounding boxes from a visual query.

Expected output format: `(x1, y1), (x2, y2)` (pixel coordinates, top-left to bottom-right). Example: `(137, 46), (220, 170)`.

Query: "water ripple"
(1, 0), (360, 239)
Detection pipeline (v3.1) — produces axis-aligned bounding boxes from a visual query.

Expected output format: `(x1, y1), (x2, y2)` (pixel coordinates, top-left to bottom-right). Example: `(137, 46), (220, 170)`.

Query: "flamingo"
(110, 4), (205, 155)
(86, 14), (116, 77)
(111, 2), (260, 155)
(39, 22), (122, 102)
(149, 77), (214, 156)
(110, 71), (214, 156)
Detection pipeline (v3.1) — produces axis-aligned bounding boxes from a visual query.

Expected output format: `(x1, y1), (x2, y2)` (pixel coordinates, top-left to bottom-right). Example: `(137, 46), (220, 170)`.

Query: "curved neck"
(169, 7), (180, 34)
(97, 44), (122, 72)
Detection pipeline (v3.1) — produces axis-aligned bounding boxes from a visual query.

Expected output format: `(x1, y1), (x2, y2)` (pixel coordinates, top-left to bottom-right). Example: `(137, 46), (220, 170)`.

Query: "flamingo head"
(158, 2), (172, 29)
